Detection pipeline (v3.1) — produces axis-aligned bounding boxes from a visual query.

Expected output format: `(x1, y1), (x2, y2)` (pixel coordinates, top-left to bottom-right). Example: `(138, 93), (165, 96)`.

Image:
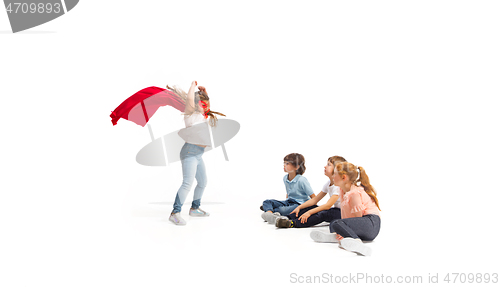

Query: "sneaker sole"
(310, 231), (338, 243)
(268, 213), (283, 224)
(273, 215), (288, 225)
(340, 238), (372, 256)
(189, 213), (210, 217)
(275, 217), (292, 228)
(169, 217), (186, 225)
(261, 212), (277, 223)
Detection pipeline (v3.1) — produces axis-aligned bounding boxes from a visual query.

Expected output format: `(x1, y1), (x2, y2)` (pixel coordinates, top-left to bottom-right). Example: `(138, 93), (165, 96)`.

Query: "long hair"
(167, 85), (225, 127)
(283, 153), (306, 175)
(335, 162), (380, 210)
(166, 85), (188, 104)
(195, 88), (226, 127)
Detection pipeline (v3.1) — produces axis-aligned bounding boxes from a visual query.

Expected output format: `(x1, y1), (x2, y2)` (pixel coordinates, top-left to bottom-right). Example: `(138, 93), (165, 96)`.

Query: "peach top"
(339, 185), (380, 219)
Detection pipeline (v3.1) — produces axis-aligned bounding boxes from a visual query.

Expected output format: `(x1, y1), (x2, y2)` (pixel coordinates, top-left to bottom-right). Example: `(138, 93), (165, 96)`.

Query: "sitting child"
(261, 153), (315, 224)
(309, 162), (381, 256)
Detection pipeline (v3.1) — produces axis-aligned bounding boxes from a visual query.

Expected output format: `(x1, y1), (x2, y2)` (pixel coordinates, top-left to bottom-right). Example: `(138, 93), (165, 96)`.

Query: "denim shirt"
(283, 174), (314, 204)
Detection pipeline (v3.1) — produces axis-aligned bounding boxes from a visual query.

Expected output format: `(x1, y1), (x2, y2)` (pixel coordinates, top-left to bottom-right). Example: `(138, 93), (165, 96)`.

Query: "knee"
(196, 180), (207, 189)
(262, 200), (274, 212)
(181, 180), (194, 189)
(196, 175), (207, 189)
(329, 219), (342, 232)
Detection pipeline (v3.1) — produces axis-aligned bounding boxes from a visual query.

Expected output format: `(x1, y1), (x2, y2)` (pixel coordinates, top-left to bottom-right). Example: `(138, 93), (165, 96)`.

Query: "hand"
(298, 212), (311, 223)
(290, 207), (300, 217)
(198, 86), (206, 93)
(336, 234), (344, 241)
(191, 81), (198, 87)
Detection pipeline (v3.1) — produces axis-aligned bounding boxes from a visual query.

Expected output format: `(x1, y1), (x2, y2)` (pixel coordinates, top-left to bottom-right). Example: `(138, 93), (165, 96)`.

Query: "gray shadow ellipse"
(136, 118), (239, 166)
(135, 137), (166, 166)
(212, 119), (240, 148)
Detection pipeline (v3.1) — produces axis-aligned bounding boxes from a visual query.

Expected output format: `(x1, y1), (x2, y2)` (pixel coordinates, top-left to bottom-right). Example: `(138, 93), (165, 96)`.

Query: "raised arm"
(184, 81), (198, 115)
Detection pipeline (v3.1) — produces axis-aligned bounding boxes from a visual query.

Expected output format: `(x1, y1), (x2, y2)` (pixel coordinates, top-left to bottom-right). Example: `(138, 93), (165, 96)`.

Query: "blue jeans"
(172, 143), (207, 213)
(262, 198), (300, 215)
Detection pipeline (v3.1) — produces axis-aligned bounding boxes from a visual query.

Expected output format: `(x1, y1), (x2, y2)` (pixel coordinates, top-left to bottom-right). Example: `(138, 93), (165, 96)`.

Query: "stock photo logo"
(110, 86), (240, 166)
(3, 0), (79, 33)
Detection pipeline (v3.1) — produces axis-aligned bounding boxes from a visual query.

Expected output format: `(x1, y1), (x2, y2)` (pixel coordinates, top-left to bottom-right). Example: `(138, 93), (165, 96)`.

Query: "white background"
(1, 1), (499, 286)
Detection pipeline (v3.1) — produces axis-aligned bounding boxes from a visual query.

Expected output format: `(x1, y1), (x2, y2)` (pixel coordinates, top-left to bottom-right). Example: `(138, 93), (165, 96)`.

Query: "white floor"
(123, 200), (383, 285)
(116, 184), (500, 286)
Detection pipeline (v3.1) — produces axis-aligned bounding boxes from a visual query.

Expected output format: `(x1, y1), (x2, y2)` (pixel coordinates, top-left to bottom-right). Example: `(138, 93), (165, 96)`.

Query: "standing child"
(275, 156), (346, 228)
(168, 81), (226, 225)
(310, 162), (381, 256)
(261, 153), (316, 224)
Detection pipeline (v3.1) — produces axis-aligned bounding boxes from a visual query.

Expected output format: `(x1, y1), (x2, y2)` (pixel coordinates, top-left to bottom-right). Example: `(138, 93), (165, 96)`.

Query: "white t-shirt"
(321, 180), (341, 208)
(177, 112), (212, 146)
(184, 112), (206, 127)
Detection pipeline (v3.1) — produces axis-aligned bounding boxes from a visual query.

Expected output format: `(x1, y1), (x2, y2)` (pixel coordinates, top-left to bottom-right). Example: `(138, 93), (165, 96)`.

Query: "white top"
(321, 180), (341, 208)
(184, 112), (206, 127)
(177, 112), (212, 146)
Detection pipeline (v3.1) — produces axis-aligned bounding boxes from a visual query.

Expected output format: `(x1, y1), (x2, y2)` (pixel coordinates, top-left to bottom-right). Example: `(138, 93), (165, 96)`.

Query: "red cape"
(110, 86), (185, 127)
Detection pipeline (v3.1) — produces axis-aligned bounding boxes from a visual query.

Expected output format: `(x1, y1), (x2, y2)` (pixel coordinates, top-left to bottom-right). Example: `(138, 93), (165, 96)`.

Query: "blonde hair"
(335, 162), (381, 210)
(167, 85), (226, 127)
(196, 89), (226, 127)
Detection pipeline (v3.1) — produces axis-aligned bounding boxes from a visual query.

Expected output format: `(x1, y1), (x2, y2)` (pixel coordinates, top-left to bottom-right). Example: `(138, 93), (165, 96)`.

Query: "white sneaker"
(169, 213), (186, 225)
(189, 208), (210, 217)
(261, 212), (281, 224)
(339, 238), (372, 256)
(310, 230), (338, 243)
